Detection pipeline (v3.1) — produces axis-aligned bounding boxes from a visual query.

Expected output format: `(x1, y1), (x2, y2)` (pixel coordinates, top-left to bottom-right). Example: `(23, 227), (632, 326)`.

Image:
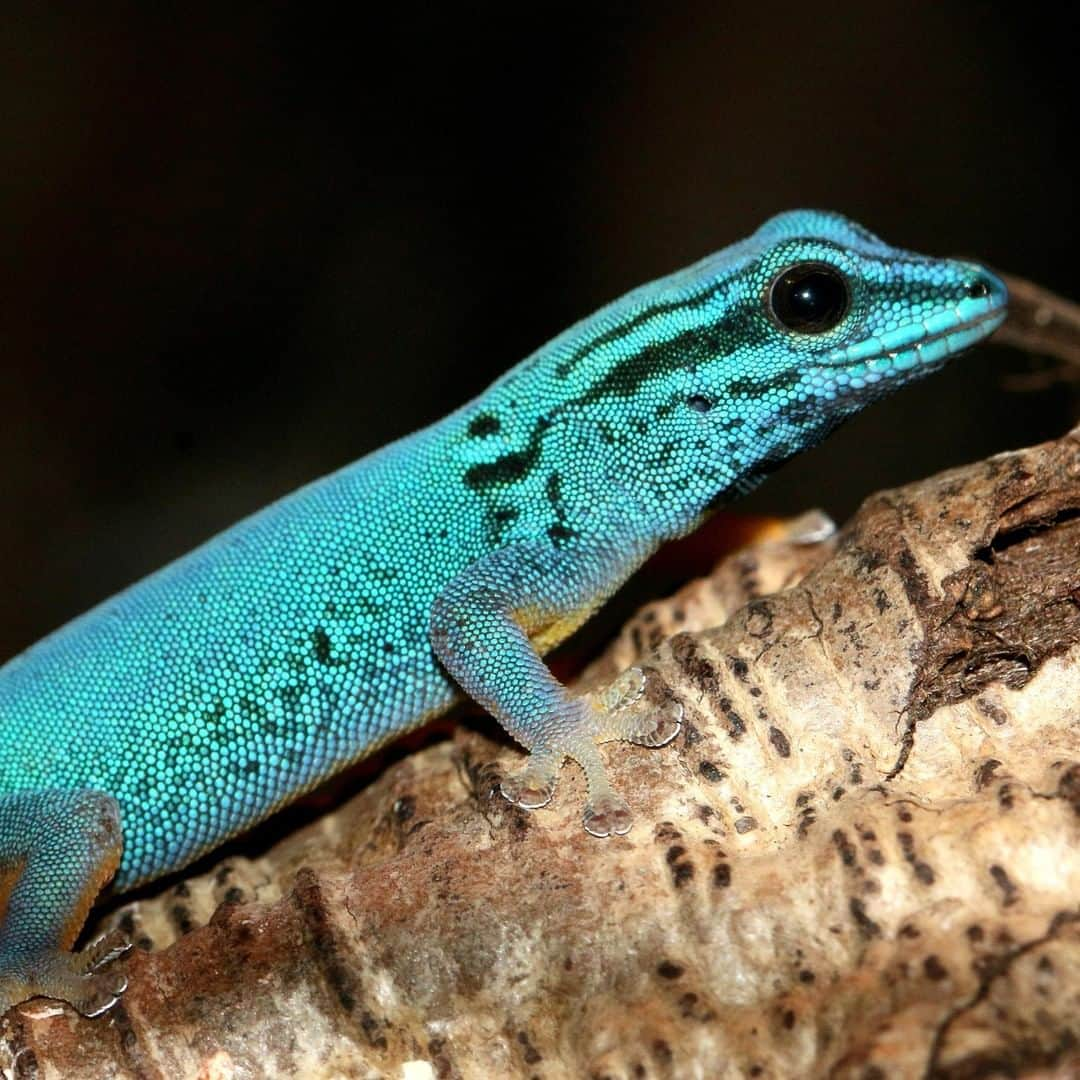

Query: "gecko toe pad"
(625, 698), (683, 748)
(500, 754), (560, 810)
(583, 793), (633, 838)
(500, 776), (556, 810)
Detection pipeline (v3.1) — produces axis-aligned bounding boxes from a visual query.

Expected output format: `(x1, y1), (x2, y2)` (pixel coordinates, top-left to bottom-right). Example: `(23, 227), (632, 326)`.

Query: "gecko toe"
(583, 793), (633, 838)
(500, 752), (560, 810)
(9, 934), (133, 1017)
(75, 929), (132, 975)
(74, 969), (128, 1018)
(626, 699), (683, 748)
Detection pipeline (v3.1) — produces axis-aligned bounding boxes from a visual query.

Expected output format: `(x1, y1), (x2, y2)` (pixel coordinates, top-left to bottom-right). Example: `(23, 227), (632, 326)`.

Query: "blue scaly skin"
(0, 211), (1007, 1015)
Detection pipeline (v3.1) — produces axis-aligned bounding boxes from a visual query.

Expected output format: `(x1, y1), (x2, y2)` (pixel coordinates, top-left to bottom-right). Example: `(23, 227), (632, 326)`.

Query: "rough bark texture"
(2, 429), (1079, 1080)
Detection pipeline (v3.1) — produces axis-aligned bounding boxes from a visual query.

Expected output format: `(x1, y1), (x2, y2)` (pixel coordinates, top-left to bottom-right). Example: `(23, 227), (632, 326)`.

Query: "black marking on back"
(554, 286), (726, 379)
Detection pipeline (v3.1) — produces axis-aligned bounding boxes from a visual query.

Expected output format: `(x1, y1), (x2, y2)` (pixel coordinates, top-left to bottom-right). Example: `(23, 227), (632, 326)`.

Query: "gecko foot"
(625, 699), (683, 748)
(583, 792), (633, 838)
(3, 932), (133, 1017)
(589, 667), (683, 748)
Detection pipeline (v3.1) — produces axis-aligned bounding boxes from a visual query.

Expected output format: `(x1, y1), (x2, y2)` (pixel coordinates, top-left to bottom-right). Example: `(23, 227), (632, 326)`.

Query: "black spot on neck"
(467, 413), (501, 438)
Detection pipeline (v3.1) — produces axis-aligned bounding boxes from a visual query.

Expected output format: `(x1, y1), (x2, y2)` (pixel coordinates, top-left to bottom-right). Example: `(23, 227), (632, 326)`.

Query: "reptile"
(0, 210), (1007, 1016)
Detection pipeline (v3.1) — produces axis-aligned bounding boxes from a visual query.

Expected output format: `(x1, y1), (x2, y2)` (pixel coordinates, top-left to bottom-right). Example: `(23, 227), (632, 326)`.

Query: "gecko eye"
(768, 263), (850, 334)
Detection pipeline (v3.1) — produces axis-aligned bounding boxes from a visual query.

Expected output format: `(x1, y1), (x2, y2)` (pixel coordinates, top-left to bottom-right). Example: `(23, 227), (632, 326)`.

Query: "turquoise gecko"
(0, 211), (1007, 1016)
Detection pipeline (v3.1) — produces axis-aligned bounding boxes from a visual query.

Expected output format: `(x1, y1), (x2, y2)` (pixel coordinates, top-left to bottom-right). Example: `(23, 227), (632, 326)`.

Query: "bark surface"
(3, 428), (1079, 1080)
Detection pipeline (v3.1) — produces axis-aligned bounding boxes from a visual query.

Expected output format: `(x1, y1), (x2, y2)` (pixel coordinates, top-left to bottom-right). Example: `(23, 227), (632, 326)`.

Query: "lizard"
(0, 210), (1007, 1017)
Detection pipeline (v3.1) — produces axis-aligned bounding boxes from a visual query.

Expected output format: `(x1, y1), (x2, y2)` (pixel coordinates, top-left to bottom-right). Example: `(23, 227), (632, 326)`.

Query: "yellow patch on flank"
(517, 603), (595, 656)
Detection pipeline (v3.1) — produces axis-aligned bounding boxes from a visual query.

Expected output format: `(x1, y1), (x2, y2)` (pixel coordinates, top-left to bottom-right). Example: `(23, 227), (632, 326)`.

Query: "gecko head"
(471, 211), (1007, 542)
(654, 209), (1009, 512)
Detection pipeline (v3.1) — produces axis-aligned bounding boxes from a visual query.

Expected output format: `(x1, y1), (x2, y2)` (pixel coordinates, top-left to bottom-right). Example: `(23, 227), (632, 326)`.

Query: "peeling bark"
(2, 429), (1079, 1079)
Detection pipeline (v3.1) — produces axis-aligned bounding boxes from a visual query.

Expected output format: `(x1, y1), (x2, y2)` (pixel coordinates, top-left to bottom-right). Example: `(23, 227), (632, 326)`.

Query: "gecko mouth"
(826, 305), (1007, 378)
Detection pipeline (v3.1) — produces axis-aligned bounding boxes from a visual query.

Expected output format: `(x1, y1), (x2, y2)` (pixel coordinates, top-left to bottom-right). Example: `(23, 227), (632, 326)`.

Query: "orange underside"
(58, 839), (123, 951)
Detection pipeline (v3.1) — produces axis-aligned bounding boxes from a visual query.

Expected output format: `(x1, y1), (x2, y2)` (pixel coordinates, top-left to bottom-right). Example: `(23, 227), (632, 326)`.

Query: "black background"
(4, 6), (1078, 663)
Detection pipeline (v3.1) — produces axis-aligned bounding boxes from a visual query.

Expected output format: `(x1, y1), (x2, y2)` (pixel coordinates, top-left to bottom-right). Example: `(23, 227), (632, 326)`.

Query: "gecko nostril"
(965, 276), (991, 300)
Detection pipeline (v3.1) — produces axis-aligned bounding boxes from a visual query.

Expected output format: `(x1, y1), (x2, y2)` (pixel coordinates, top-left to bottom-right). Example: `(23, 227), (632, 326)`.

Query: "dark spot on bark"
(975, 758), (1002, 789)
(516, 1031), (542, 1065)
(699, 760), (724, 783)
(798, 969), (816, 984)
(359, 1011), (386, 1049)
(768, 726), (791, 758)
(1057, 764), (1080, 814)
(833, 829), (858, 868)
(728, 656), (750, 681)
(897, 831), (935, 884)
(672, 862), (695, 887)
(717, 696), (746, 739)
(849, 897), (881, 937)
(170, 903), (194, 936)
(923, 955), (948, 981)
(713, 862), (732, 888)
(654, 822), (682, 843)
(975, 697), (1009, 726)
(990, 864), (1019, 905)
(657, 961), (684, 979)
(782, 1009), (796, 1030)
(734, 816), (756, 834)
(966, 924), (985, 943)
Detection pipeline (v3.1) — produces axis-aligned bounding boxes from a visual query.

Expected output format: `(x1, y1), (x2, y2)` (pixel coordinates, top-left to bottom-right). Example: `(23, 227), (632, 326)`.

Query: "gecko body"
(0, 211), (1007, 1014)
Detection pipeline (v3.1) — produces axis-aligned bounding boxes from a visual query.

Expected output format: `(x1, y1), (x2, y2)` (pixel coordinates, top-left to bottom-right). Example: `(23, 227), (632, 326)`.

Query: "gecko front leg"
(429, 538), (682, 836)
(0, 790), (131, 1016)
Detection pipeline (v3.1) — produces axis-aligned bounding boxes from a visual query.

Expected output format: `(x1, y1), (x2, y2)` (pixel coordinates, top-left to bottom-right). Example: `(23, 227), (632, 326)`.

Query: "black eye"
(687, 394), (712, 413)
(768, 263), (850, 334)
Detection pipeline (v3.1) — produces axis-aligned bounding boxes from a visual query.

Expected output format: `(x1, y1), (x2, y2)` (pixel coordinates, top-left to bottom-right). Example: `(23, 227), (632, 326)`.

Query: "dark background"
(3, 6), (1078, 664)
